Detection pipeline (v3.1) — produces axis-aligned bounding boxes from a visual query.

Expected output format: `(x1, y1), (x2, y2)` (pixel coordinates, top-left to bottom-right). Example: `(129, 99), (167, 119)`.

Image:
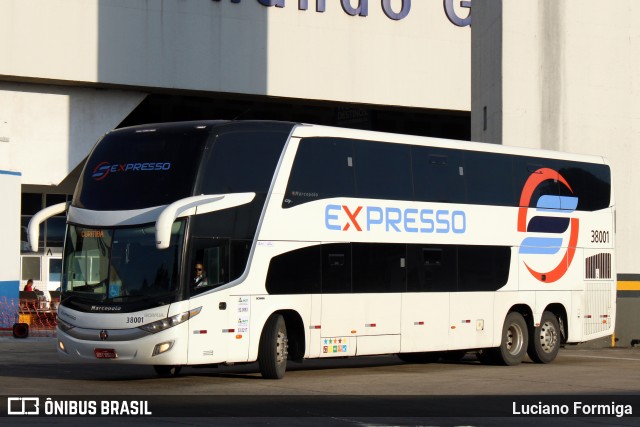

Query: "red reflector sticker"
(94, 348), (118, 359)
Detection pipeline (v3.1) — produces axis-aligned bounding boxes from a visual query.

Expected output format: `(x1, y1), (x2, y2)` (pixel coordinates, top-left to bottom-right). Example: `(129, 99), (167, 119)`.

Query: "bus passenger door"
(351, 243), (404, 355)
(186, 238), (250, 364)
(319, 243), (403, 357)
(319, 244), (360, 357)
(401, 246), (453, 353)
(449, 245), (504, 350)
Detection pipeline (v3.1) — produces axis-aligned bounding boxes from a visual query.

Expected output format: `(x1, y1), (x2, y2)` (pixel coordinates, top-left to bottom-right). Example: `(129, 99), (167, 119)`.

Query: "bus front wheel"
(258, 314), (288, 379)
(527, 311), (561, 363)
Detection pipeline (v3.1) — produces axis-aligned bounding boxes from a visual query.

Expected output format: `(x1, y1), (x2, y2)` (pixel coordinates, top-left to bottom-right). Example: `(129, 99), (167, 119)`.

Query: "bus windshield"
(62, 222), (185, 305)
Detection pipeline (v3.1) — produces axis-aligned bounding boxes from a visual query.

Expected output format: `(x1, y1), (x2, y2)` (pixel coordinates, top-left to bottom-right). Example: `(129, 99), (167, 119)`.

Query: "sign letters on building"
(212, 0), (472, 26)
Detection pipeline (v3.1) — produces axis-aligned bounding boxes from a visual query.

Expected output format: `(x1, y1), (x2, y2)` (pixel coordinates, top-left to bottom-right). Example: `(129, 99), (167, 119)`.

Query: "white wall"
(0, 171), (21, 303)
(0, 83), (145, 186)
(472, 0), (640, 276)
(0, 1), (99, 82)
(0, 0), (470, 111)
(265, 1), (470, 110)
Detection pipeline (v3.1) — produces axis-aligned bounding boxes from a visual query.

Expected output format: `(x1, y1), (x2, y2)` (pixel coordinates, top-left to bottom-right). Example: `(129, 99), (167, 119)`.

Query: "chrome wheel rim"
(506, 322), (524, 356)
(539, 320), (558, 354)
(276, 330), (288, 364)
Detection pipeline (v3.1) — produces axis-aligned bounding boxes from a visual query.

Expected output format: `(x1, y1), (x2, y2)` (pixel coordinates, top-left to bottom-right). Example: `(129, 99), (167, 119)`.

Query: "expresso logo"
(325, 204), (466, 234)
(517, 168), (579, 283)
(91, 162), (171, 181)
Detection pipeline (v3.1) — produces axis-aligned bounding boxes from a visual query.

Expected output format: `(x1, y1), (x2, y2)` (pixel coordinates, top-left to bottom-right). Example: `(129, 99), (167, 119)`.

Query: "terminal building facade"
(1, 0), (638, 343)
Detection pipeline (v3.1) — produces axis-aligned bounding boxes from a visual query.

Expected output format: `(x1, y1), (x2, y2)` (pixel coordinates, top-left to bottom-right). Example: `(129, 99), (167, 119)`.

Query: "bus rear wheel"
(258, 314), (288, 379)
(496, 312), (528, 365)
(480, 312), (528, 366)
(527, 311), (561, 363)
(153, 365), (182, 377)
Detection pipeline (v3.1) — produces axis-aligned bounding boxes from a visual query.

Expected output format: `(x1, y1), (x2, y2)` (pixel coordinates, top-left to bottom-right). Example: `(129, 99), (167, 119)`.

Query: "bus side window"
(328, 254), (344, 267)
(284, 138), (355, 208)
(407, 245), (457, 292)
(556, 162), (611, 211)
(353, 140), (412, 201)
(513, 158), (561, 207)
(199, 130), (288, 195)
(352, 243), (406, 293)
(191, 240), (230, 293)
(322, 244), (351, 294)
(265, 245), (321, 295)
(464, 151), (516, 206)
(458, 246), (511, 292)
(412, 147), (466, 204)
(230, 240), (252, 282)
(203, 247), (227, 286)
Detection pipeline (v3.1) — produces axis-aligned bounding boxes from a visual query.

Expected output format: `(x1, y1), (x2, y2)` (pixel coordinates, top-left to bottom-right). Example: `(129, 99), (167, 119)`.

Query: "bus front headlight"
(139, 307), (202, 334)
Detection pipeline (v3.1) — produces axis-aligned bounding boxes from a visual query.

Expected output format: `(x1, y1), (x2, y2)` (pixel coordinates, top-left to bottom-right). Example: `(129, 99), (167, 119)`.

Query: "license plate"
(94, 348), (118, 359)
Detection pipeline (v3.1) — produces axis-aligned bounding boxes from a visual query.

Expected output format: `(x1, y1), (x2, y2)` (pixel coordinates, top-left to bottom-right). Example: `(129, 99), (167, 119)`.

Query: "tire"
(527, 311), (561, 364)
(397, 352), (441, 363)
(258, 314), (288, 379)
(494, 312), (529, 366)
(153, 365), (182, 377)
(12, 323), (29, 339)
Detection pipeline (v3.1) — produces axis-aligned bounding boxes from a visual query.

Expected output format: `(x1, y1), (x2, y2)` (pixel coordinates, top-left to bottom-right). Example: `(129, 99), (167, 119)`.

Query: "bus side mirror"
(27, 202), (69, 252)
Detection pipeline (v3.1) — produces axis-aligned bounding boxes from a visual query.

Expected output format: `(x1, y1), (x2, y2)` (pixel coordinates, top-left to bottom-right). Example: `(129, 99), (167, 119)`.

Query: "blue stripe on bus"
(536, 195), (578, 212)
(526, 216), (570, 233)
(0, 170), (21, 176)
(519, 237), (563, 255)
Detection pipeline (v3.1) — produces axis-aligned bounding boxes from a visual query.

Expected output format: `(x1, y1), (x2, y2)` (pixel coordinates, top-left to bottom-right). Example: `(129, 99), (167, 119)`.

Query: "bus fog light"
(58, 340), (67, 353)
(153, 341), (175, 356)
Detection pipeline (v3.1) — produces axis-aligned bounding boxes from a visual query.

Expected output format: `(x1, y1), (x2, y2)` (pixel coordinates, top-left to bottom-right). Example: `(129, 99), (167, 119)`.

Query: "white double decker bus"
(30, 121), (615, 379)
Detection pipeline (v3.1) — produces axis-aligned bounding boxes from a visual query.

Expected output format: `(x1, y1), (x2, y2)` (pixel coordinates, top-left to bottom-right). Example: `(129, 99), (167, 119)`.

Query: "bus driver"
(193, 263), (208, 288)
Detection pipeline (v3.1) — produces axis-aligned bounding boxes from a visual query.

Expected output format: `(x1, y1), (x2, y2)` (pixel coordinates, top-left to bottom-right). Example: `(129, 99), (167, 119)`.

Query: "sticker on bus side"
(517, 168), (579, 283)
(322, 337), (350, 354)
